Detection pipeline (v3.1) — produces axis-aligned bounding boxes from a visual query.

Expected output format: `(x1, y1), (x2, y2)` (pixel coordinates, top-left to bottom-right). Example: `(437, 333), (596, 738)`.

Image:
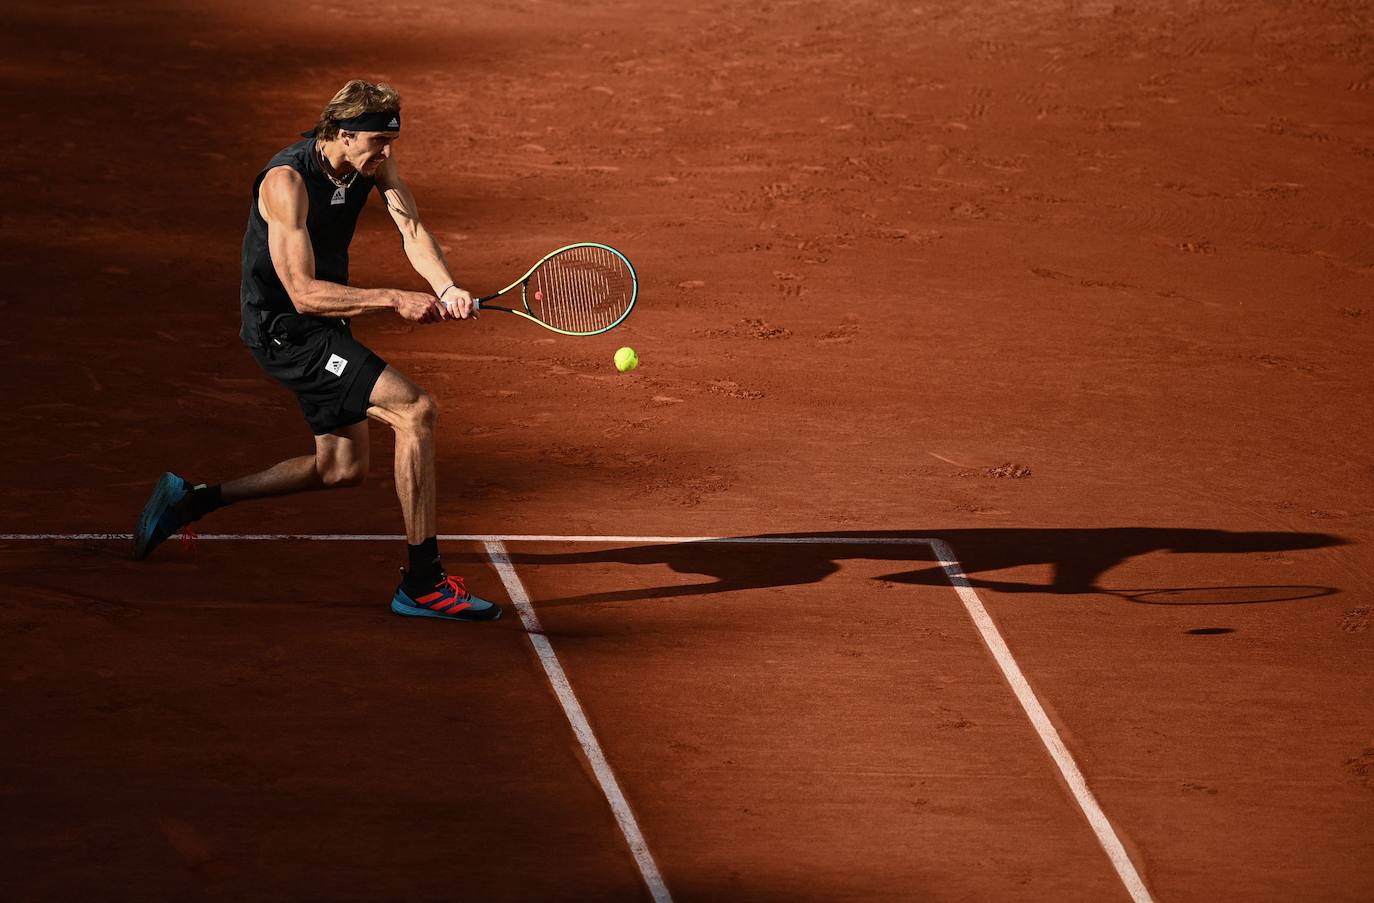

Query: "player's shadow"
(493, 528), (1348, 608)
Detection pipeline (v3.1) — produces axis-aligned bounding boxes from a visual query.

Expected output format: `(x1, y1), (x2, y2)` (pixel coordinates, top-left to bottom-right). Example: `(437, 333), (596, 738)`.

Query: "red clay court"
(3, 1), (1372, 901)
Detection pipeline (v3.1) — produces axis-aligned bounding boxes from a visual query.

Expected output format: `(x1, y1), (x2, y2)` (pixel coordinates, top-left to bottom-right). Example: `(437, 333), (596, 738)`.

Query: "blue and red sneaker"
(392, 573), (502, 622)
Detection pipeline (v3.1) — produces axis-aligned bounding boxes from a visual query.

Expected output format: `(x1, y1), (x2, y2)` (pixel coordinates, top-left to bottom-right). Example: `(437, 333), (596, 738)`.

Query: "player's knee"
(401, 393), (438, 433)
(418, 392), (438, 424)
(336, 465), (368, 488)
(321, 459), (368, 488)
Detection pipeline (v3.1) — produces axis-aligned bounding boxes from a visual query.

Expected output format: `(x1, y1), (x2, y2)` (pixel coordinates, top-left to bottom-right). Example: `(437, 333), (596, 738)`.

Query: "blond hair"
(313, 80), (402, 139)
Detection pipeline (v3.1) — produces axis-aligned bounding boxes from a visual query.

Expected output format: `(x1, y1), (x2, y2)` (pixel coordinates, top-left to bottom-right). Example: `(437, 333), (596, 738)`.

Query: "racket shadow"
(1104, 585), (1339, 605)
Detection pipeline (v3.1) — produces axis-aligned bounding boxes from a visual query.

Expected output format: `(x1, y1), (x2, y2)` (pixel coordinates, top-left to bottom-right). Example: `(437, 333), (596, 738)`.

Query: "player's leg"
(135, 322), (381, 561)
(364, 366), (436, 544)
(367, 365), (500, 622)
(219, 421), (370, 502)
(132, 422), (370, 561)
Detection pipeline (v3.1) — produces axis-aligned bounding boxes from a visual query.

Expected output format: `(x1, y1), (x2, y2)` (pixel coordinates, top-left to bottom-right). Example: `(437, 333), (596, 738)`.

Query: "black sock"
(405, 536), (442, 588)
(174, 483), (227, 522)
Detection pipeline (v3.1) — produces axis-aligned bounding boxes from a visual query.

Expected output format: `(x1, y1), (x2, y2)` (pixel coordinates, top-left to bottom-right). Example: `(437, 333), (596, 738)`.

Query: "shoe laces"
(438, 574), (470, 600)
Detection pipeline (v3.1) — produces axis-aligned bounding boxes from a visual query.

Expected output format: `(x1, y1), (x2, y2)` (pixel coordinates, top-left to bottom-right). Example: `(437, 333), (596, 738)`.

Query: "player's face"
(343, 131), (398, 175)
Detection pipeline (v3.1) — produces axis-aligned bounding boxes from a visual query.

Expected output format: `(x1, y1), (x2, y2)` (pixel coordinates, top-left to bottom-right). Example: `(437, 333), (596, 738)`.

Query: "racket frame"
(476, 242), (638, 336)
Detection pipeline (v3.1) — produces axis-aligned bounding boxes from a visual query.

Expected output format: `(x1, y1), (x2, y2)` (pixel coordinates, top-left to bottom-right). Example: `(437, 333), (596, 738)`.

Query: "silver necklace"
(317, 144), (358, 191)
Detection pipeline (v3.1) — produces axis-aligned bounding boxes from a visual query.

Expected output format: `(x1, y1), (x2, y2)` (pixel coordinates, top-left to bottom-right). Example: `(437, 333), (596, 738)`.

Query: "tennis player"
(133, 80), (500, 622)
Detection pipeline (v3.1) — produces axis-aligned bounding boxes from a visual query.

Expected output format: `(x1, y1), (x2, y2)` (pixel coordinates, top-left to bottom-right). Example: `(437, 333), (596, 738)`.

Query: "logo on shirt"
(330, 187), (346, 205)
(325, 353), (349, 377)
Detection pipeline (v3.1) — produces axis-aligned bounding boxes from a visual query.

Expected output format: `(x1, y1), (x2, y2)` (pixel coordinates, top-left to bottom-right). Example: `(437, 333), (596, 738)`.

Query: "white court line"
(5, 530), (1154, 901)
(2, 533), (941, 544)
(928, 539), (1153, 903)
(484, 540), (673, 903)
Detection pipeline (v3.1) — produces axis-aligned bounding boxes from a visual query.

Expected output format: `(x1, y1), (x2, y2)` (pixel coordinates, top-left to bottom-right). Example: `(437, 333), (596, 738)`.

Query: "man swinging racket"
(133, 80), (500, 622)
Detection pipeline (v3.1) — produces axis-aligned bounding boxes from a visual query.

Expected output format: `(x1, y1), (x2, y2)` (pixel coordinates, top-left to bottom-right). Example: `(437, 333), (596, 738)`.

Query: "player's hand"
(439, 285), (479, 320)
(394, 290), (444, 323)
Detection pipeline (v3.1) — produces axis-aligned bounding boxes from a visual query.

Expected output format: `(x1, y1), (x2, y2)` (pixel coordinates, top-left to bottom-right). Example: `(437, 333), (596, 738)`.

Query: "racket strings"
(528, 245), (634, 334)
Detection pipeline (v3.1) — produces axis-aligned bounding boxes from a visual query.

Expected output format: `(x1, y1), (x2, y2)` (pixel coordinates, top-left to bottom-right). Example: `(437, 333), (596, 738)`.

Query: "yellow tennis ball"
(614, 346), (639, 372)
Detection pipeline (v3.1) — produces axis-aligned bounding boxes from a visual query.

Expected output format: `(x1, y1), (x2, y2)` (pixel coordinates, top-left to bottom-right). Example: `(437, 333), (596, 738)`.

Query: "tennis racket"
(475, 242), (638, 336)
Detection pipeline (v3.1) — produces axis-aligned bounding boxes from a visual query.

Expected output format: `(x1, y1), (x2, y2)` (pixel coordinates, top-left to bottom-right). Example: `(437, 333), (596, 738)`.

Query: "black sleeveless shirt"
(239, 136), (375, 346)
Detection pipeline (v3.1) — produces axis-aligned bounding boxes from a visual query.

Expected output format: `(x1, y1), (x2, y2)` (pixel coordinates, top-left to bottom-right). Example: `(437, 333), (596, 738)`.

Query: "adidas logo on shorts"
(325, 353), (349, 376)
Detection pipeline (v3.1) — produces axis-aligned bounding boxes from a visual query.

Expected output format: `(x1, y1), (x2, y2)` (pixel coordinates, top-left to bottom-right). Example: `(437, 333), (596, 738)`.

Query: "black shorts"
(249, 315), (388, 435)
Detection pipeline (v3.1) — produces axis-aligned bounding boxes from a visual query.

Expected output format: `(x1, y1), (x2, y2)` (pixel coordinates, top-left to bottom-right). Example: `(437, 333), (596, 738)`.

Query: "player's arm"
(258, 166), (440, 322)
(376, 159), (477, 320)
